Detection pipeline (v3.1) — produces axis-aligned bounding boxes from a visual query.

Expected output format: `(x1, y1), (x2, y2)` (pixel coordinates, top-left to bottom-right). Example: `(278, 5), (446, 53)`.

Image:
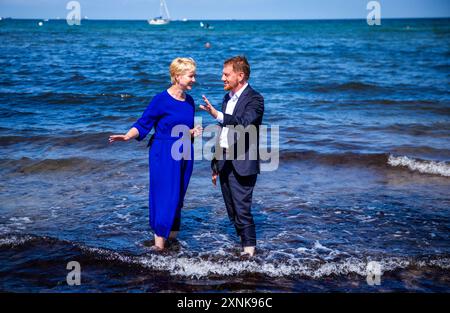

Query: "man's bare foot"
(243, 246), (255, 256)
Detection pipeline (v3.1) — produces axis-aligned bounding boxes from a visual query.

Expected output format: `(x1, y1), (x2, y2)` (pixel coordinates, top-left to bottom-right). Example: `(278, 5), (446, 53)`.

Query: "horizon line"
(1, 16), (449, 21)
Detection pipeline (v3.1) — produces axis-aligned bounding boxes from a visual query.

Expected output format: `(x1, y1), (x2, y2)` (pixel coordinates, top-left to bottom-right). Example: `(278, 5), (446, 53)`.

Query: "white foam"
(98, 222), (121, 229)
(313, 241), (333, 252)
(0, 226), (11, 234)
(0, 235), (34, 247)
(133, 255), (443, 279)
(2, 236), (448, 279)
(9, 217), (33, 224)
(79, 244), (450, 280)
(192, 232), (215, 239)
(296, 247), (309, 254)
(388, 155), (450, 177)
(115, 212), (132, 221)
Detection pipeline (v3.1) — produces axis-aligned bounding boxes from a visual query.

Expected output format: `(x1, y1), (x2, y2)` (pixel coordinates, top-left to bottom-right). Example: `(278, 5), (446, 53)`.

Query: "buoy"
(38, 21), (43, 26)
(205, 42), (211, 49)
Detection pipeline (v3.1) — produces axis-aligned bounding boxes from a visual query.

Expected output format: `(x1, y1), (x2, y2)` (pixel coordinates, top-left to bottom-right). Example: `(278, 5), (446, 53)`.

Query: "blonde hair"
(169, 57), (196, 84)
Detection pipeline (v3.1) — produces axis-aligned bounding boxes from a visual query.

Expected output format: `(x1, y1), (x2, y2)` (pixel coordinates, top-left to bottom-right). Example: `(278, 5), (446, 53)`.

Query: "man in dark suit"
(200, 56), (264, 257)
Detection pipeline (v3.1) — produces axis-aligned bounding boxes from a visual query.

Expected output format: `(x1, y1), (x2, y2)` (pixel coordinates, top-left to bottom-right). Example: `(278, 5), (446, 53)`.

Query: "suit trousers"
(219, 160), (257, 247)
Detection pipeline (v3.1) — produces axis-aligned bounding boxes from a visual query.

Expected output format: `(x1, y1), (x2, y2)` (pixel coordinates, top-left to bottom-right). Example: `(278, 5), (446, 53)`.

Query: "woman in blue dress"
(109, 58), (202, 251)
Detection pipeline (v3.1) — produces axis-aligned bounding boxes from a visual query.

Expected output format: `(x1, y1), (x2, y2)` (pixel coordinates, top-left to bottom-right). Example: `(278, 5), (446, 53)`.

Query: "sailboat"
(148, 0), (170, 25)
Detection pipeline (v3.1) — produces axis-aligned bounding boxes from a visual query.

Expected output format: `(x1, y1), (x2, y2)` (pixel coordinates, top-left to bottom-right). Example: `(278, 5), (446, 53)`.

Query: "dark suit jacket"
(211, 84), (264, 176)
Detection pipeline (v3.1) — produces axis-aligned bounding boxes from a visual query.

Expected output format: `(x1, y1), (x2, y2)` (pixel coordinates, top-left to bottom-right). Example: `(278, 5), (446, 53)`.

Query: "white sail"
(162, 0), (170, 20)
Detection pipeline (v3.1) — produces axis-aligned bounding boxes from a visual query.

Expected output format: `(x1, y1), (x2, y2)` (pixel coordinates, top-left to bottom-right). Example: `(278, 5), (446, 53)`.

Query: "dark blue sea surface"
(0, 19), (449, 292)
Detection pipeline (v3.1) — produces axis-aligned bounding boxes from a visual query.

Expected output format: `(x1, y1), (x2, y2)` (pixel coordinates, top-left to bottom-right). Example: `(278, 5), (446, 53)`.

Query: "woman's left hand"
(190, 125), (203, 138)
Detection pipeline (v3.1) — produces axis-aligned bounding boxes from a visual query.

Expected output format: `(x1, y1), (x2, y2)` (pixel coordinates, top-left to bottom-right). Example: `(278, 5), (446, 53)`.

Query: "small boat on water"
(148, 0), (170, 25)
(200, 21), (214, 30)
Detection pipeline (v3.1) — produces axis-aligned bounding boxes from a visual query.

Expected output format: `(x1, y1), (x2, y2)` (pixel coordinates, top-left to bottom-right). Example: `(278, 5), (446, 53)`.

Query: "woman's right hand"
(108, 135), (130, 144)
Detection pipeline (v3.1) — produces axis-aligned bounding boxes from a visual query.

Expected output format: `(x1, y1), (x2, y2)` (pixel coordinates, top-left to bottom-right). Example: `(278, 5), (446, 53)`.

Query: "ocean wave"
(280, 151), (450, 177)
(1, 234), (449, 279)
(0, 132), (116, 148)
(65, 73), (87, 82)
(280, 151), (388, 167)
(390, 146), (450, 160)
(361, 99), (450, 115)
(0, 156), (120, 174)
(303, 99), (450, 115)
(0, 234), (44, 248)
(365, 122), (450, 138)
(313, 81), (384, 93)
(371, 99), (439, 105)
(99, 92), (134, 99)
(388, 155), (450, 177)
(0, 109), (36, 118)
(0, 91), (140, 105)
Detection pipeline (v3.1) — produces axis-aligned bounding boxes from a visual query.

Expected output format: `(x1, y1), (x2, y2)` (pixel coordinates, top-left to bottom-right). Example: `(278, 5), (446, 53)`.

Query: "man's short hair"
(224, 56), (250, 80)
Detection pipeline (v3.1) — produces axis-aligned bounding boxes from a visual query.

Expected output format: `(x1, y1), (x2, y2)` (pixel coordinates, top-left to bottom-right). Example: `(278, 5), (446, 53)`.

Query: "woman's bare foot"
(154, 234), (165, 250)
(150, 245), (163, 252)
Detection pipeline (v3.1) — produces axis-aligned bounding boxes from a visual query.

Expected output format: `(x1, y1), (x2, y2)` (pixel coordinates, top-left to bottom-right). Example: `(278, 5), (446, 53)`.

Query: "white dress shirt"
(216, 83), (248, 149)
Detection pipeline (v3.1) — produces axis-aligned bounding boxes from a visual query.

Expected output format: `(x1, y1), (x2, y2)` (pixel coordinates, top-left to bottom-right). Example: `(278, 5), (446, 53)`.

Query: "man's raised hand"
(199, 95), (218, 119)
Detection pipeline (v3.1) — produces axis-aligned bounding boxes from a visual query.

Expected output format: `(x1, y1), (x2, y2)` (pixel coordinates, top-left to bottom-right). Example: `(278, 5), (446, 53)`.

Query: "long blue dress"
(132, 90), (195, 239)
